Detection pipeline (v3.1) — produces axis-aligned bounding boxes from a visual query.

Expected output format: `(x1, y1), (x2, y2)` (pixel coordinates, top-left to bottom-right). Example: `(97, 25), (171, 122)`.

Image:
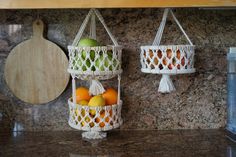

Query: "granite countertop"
(0, 129), (235, 157)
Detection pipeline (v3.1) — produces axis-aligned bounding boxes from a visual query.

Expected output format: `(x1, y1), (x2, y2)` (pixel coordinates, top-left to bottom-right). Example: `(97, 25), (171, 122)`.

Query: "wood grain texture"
(4, 20), (69, 104)
(0, 0), (235, 9)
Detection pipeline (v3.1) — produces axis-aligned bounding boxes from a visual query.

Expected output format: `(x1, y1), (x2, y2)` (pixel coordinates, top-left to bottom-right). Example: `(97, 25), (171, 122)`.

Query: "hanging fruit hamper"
(140, 9), (195, 93)
(67, 9), (123, 139)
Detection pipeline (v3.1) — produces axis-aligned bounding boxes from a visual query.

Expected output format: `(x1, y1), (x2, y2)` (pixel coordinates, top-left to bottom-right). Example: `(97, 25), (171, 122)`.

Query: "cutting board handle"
(33, 19), (44, 38)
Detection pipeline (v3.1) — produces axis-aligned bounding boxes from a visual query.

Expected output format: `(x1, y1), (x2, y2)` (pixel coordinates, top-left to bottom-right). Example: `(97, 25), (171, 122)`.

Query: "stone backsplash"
(0, 8), (235, 131)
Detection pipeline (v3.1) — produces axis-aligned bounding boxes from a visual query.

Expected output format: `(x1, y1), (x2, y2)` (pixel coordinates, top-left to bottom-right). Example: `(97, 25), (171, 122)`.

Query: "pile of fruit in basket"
(143, 48), (186, 70)
(73, 87), (118, 127)
(73, 38), (118, 71)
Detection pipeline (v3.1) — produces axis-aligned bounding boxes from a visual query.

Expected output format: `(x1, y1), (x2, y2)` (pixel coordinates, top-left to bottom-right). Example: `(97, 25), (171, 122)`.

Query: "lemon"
(88, 95), (105, 116)
(75, 100), (88, 118)
(75, 108), (79, 117)
(81, 116), (90, 127)
(78, 100), (89, 106)
(76, 100), (88, 118)
(89, 109), (96, 117)
(81, 109), (85, 117)
(78, 116), (81, 121)
(88, 95), (105, 107)
(75, 108), (85, 121)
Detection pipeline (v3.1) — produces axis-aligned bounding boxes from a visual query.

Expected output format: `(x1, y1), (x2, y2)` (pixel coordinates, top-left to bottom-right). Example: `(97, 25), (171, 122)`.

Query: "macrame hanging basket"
(68, 98), (123, 131)
(67, 9), (123, 139)
(67, 9), (123, 81)
(68, 75), (123, 139)
(140, 9), (195, 93)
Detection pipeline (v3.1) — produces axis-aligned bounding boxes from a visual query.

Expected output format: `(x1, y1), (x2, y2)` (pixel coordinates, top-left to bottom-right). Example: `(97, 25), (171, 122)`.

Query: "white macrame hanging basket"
(67, 9), (123, 81)
(68, 75), (123, 139)
(67, 9), (123, 139)
(140, 8), (195, 93)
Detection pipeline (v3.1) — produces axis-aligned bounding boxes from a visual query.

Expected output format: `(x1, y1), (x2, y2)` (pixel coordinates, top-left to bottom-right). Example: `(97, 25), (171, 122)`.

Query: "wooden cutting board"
(4, 19), (69, 104)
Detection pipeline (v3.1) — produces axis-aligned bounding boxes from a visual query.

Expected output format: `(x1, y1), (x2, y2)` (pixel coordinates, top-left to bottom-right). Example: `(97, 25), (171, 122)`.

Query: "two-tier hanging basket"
(140, 8), (195, 93)
(67, 9), (123, 139)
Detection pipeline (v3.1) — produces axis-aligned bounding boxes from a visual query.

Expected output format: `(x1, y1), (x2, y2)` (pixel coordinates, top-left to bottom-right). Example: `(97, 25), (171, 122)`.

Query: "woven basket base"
(82, 131), (107, 139)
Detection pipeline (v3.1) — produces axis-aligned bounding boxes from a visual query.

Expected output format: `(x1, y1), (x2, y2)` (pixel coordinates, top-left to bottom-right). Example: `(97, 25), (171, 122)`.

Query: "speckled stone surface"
(0, 129), (235, 157)
(0, 9), (235, 131)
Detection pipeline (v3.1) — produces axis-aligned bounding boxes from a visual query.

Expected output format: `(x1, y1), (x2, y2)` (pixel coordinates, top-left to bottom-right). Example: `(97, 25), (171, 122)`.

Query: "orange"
(95, 118), (105, 127)
(102, 88), (118, 105)
(176, 50), (181, 59)
(149, 49), (154, 58)
(177, 64), (181, 69)
(157, 50), (162, 59)
(154, 57), (158, 65)
(162, 57), (167, 66)
(166, 49), (172, 59)
(76, 87), (91, 103)
(95, 110), (112, 128)
(172, 58), (176, 66)
(181, 57), (185, 66)
(143, 50), (146, 57)
(89, 122), (94, 127)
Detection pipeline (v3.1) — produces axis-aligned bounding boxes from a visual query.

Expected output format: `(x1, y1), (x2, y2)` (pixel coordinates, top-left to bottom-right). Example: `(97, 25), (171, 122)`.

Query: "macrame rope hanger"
(152, 8), (193, 93)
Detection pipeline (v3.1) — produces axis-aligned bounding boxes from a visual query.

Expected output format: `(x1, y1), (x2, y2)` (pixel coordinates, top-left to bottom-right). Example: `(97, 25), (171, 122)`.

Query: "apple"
(78, 38), (99, 61)
(74, 55), (91, 71)
(107, 50), (113, 57)
(112, 59), (118, 70)
(72, 54), (81, 70)
(95, 54), (117, 71)
(72, 56), (79, 70)
(95, 55), (108, 71)
(82, 50), (96, 61)
(106, 50), (118, 70)
(78, 38), (99, 47)
(76, 59), (86, 71)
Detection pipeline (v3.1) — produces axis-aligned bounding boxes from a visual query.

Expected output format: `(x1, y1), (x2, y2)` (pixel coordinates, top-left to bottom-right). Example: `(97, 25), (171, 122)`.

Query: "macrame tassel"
(158, 75), (176, 93)
(89, 79), (105, 95)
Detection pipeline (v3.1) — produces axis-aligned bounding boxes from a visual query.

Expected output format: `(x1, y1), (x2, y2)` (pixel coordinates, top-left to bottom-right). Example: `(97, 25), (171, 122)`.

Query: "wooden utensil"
(4, 19), (69, 104)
